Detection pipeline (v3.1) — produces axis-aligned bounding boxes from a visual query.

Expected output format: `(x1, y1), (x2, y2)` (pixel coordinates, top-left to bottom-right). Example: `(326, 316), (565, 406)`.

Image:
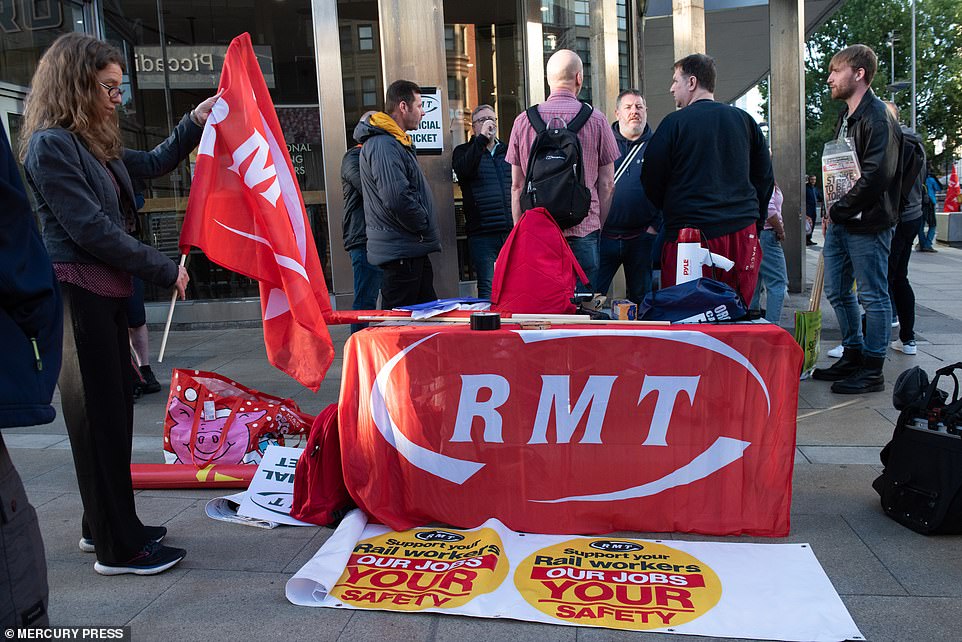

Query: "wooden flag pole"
(157, 253), (187, 363)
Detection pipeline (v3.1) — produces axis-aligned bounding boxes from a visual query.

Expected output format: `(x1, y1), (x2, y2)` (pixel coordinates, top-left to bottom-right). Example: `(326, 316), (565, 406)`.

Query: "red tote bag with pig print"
(164, 369), (313, 467)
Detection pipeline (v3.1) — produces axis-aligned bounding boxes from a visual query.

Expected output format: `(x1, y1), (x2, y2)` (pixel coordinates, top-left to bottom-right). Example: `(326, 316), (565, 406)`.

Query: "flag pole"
(158, 253), (187, 363)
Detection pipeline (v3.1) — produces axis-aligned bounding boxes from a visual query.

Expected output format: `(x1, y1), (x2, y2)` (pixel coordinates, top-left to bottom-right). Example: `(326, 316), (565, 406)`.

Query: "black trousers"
(888, 217), (922, 343)
(60, 284), (144, 564)
(0, 434), (49, 627)
(379, 256), (437, 309)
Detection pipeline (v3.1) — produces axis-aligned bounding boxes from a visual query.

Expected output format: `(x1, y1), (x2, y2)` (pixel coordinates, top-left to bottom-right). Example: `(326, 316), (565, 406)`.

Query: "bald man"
(506, 49), (619, 291)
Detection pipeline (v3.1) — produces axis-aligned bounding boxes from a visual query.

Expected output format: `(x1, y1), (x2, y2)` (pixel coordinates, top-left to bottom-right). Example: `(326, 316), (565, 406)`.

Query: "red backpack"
(290, 404), (353, 525)
(490, 207), (588, 314)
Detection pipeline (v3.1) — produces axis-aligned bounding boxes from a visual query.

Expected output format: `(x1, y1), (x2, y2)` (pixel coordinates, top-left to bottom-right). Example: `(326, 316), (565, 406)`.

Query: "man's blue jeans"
(918, 219), (937, 249)
(468, 232), (508, 299)
(823, 223), (894, 359)
(349, 248), (382, 334)
(566, 230), (600, 294)
(596, 233), (656, 304)
(750, 229), (789, 325)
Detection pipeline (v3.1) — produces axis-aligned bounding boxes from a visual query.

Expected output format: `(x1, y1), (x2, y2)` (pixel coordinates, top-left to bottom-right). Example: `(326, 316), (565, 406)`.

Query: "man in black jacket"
(641, 54), (774, 305)
(341, 112), (381, 332)
(356, 80), (441, 308)
(452, 104), (512, 299)
(1, 126), (61, 627)
(597, 90), (661, 304)
(813, 44), (901, 394)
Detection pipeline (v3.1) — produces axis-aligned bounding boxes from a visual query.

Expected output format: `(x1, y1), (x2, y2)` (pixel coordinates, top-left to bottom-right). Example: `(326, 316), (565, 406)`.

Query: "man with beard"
(641, 54), (773, 305)
(596, 90), (661, 304)
(356, 80), (441, 308)
(812, 45), (901, 394)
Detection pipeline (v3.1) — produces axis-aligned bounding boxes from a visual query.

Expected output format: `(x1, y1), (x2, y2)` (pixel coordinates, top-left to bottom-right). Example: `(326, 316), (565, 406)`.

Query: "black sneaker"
(80, 525), (167, 553)
(93, 542), (186, 576)
(139, 365), (162, 394)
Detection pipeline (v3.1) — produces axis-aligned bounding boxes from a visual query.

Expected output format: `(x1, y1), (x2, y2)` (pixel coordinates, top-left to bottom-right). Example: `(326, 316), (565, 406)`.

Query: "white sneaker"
(891, 340), (917, 355)
(826, 345), (844, 358)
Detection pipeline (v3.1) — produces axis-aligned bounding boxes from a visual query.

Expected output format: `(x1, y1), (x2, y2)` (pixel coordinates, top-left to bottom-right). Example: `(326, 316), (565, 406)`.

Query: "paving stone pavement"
(8, 233), (962, 641)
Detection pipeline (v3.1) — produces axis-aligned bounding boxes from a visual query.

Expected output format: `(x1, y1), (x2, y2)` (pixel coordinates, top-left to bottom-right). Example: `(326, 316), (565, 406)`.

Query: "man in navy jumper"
(452, 104), (513, 299)
(596, 90), (661, 304)
(641, 54), (774, 305)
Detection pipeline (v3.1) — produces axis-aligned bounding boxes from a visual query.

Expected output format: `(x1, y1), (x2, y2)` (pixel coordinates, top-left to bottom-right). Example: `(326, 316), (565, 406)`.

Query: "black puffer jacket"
(340, 145), (367, 252)
(830, 90), (902, 233)
(354, 118), (441, 265)
(452, 135), (512, 236)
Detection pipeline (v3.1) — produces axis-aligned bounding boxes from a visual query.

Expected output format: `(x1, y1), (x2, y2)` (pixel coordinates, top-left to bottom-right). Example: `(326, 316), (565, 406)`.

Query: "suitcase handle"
(923, 362), (962, 412)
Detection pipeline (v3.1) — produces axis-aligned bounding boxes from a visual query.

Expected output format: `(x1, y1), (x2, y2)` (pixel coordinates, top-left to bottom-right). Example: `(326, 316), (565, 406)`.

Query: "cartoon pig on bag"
(165, 396), (267, 465)
(163, 370), (312, 466)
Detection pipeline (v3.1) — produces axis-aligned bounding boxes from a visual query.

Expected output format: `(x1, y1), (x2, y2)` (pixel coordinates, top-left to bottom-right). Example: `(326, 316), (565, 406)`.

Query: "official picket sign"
(286, 510), (864, 641)
(406, 86), (443, 155)
(338, 324), (803, 536)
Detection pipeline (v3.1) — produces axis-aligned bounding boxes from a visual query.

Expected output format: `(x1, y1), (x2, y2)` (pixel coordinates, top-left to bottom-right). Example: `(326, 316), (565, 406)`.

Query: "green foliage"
(803, 0), (962, 177)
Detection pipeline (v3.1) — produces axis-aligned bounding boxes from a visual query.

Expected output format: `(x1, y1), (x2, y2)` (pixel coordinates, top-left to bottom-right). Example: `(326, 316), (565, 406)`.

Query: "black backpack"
(897, 127), (925, 211)
(520, 103), (593, 230)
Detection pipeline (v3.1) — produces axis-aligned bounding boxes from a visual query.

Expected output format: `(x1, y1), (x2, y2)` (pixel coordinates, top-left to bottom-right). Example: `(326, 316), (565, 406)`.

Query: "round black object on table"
(470, 312), (501, 331)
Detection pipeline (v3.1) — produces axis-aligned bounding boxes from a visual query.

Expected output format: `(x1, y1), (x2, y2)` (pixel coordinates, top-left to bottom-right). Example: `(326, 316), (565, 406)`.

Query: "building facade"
(0, 0), (634, 321)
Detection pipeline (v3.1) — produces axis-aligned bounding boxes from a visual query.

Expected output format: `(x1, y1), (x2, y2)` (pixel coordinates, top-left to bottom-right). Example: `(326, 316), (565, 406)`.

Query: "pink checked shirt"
(506, 89), (620, 237)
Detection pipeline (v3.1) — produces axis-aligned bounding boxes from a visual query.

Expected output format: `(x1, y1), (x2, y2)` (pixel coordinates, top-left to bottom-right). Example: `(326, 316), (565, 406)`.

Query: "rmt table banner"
(337, 324), (803, 537)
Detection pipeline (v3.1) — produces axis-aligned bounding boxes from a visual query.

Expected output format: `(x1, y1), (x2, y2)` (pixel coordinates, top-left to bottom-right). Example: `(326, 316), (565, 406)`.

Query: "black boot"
(812, 347), (862, 381)
(831, 356), (885, 394)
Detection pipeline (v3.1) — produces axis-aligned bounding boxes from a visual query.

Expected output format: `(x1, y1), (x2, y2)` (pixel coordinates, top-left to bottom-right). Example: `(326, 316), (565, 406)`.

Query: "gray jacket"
(24, 114), (202, 288)
(354, 118), (441, 265)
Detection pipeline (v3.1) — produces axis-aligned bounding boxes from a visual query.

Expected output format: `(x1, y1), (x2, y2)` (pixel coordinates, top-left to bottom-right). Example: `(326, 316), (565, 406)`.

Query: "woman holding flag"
(20, 33), (219, 576)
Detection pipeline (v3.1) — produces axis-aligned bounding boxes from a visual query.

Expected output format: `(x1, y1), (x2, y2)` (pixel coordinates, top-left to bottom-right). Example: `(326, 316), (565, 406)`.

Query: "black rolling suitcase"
(872, 363), (962, 534)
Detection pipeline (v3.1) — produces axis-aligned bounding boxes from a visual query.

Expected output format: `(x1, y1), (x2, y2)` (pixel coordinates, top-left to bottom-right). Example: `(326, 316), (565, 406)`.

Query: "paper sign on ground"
(286, 510), (863, 642)
(234, 445), (311, 526)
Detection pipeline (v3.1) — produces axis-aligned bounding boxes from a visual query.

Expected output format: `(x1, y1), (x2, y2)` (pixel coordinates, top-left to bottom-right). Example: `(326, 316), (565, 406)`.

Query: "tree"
(802, 0), (962, 178)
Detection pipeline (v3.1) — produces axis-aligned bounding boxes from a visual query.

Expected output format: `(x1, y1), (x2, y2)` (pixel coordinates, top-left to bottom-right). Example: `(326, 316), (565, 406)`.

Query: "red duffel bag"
(290, 404), (353, 525)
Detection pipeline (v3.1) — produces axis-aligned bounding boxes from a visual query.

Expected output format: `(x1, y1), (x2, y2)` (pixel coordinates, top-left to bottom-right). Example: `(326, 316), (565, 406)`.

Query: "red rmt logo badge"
(342, 327), (800, 537)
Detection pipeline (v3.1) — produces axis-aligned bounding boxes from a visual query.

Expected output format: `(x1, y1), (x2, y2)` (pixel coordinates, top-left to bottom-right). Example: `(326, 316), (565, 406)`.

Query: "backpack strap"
(525, 105), (547, 134)
(567, 103), (594, 133)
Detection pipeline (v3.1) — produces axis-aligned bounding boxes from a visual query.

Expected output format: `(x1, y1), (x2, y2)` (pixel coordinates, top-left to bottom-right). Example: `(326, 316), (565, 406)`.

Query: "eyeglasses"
(472, 116), (496, 125)
(99, 81), (124, 99)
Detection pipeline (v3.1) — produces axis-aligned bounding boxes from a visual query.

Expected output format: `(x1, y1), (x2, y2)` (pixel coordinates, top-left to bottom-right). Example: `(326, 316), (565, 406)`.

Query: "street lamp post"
(911, 0), (917, 130)
(886, 31), (898, 103)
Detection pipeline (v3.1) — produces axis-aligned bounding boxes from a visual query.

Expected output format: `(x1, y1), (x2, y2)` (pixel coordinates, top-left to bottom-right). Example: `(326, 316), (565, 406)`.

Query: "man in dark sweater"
(341, 112), (381, 333)
(641, 53), (774, 304)
(597, 90), (661, 304)
(452, 104), (513, 299)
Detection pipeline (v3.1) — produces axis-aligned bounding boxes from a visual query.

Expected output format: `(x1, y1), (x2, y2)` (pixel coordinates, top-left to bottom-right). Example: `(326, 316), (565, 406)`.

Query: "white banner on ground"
(205, 445), (312, 527)
(286, 510), (863, 641)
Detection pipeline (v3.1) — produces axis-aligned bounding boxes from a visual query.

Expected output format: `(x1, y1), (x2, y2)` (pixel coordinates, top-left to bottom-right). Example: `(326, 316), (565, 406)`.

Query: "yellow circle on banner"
(330, 527), (508, 611)
(514, 539), (722, 630)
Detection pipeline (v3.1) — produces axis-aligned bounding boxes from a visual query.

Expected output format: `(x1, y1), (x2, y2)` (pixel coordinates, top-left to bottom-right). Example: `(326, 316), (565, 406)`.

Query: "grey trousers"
(0, 433), (49, 627)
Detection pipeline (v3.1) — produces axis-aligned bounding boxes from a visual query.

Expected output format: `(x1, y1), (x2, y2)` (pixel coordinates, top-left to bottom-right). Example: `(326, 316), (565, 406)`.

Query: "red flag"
(180, 33), (334, 391)
(945, 165), (960, 213)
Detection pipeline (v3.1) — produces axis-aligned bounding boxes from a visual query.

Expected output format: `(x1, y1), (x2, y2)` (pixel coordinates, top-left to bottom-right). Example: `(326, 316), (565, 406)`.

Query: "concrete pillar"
(522, 0), (546, 105)
(672, 0), (705, 60)
(376, 0), (459, 298)
(769, 0), (806, 292)
(590, 0), (621, 115)
(310, 0), (352, 308)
